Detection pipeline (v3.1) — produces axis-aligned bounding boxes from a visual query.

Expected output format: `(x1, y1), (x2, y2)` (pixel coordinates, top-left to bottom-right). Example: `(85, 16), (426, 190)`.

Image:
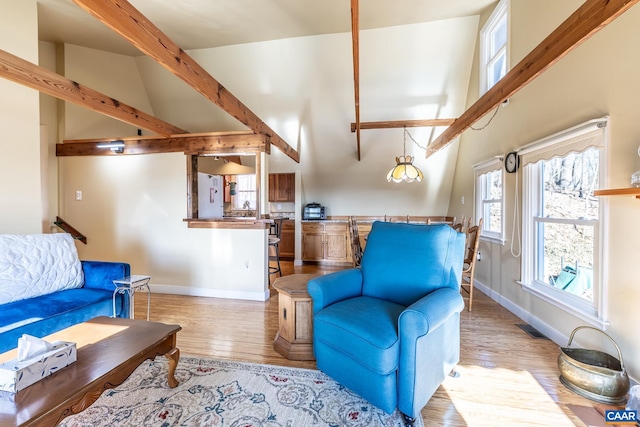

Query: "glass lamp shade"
(386, 156), (424, 183)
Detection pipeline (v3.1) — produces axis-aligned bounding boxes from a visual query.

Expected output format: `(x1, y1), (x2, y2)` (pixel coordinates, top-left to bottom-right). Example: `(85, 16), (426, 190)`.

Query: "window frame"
(185, 152), (263, 223)
(480, 0), (510, 95)
(474, 157), (505, 244)
(519, 117), (609, 328)
(232, 174), (257, 210)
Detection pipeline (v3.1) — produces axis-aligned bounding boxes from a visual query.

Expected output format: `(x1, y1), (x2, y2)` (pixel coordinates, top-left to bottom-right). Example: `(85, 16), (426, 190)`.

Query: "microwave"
(303, 203), (326, 220)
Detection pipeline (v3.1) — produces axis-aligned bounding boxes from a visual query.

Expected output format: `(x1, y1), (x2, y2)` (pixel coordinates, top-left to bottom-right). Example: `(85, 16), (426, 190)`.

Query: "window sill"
(480, 235), (506, 245)
(517, 281), (609, 329)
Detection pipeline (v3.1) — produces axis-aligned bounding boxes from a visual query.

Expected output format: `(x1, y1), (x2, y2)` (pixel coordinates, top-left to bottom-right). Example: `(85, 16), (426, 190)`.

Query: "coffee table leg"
(165, 347), (180, 388)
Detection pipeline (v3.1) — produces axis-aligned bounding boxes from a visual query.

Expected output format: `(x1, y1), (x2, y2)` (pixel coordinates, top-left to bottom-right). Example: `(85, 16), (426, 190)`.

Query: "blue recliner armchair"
(308, 221), (466, 425)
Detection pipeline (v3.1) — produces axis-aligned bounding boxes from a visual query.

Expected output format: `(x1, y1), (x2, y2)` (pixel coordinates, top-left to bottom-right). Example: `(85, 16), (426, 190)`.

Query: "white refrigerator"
(198, 173), (223, 218)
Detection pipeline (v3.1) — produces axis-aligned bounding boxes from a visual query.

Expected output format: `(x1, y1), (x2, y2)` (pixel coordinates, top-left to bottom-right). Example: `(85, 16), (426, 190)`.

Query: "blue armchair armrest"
(81, 261), (131, 292)
(397, 287), (464, 417)
(399, 287), (464, 338)
(308, 268), (363, 314)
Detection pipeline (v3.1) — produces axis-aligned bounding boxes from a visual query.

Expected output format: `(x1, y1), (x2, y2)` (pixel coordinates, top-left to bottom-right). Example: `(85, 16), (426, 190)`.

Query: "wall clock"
(505, 151), (520, 173)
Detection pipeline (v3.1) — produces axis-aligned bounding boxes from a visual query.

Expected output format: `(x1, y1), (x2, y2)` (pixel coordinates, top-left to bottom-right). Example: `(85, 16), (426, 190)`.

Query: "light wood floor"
(135, 261), (604, 427)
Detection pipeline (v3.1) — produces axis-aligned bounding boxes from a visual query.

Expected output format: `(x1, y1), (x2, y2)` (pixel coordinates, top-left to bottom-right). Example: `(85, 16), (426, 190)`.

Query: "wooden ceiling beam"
(350, 118), (455, 132)
(350, 0), (361, 160)
(426, 0), (640, 158)
(184, 133), (267, 155)
(71, 0), (299, 163)
(0, 48), (185, 136)
(56, 132), (266, 156)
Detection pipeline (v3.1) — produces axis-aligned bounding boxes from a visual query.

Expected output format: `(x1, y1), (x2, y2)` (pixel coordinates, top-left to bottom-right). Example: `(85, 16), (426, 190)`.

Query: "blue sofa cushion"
(0, 288), (121, 354)
(82, 261), (129, 292)
(361, 222), (462, 306)
(313, 296), (405, 375)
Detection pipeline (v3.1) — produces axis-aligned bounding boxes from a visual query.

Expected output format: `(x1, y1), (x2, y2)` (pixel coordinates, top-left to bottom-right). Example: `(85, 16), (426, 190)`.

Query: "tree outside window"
(536, 149), (599, 301)
(475, 159), (504, 243)
(481, 169), (503, 236)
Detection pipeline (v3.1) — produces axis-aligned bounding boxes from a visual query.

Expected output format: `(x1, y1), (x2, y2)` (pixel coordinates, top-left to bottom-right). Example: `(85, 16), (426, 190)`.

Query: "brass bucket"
(558, 326), (630, 405)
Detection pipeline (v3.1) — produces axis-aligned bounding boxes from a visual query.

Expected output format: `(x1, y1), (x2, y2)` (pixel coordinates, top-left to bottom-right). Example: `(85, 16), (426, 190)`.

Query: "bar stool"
(269, 218), (283, 283)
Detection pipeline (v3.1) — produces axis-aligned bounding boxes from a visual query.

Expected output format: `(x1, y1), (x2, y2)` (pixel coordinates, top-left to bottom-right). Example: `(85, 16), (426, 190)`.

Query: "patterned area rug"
(59, 356), (422, 427)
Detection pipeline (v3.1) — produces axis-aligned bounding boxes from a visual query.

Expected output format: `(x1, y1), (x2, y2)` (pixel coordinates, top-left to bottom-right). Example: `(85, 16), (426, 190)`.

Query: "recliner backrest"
(360, 221), (465, 306)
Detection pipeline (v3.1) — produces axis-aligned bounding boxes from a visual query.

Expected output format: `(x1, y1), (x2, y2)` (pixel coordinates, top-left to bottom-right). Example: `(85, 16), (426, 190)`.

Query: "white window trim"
(518, 117), (609, 329)
(232, 175), (257, 210)
(479, 0), (510, 95)
(474, 157), (506, 245)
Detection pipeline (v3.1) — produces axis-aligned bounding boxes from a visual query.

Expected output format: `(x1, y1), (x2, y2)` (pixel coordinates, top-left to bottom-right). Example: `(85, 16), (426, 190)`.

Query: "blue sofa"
(308, 221), (465, 424)
(0, 234), (130, 354)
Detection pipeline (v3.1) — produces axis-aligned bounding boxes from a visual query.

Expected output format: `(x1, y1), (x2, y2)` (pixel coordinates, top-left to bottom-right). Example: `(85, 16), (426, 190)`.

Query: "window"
(474, 158), (504, 243)
(186, 152), (262, 223)
(520, 117), (608, 327)
(233, 174), (256, 210)
(480, 0), (509, 95)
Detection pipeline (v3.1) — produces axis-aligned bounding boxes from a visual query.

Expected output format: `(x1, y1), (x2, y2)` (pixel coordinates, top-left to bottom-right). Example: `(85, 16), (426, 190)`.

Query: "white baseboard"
(149, 284), (271, 302)
(473, 279), (567, 346)
(473, 279), (638, 386)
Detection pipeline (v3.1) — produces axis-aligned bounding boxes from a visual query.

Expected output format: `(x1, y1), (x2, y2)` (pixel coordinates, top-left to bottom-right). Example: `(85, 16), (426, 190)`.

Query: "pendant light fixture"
(386, 127), (424, 183)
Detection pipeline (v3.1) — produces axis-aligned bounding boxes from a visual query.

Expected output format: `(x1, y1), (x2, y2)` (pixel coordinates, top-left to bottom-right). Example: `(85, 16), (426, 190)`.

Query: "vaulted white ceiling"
(38, 0), (497, 56)
(33, 0), (499, 213)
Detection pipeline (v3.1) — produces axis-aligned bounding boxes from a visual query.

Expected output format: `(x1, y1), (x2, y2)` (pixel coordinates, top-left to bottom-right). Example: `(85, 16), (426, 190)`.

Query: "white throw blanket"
(0, 233), (84, 305)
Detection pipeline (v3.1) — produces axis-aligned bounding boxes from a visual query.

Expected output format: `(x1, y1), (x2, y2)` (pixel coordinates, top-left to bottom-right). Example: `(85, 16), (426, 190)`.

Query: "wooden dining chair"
(268, 218), (284, 283)
(426, 216), (456, 226)
(452, 216), (465, 232)
(349, 216), (363, 267)
(461, 218), (483, 311)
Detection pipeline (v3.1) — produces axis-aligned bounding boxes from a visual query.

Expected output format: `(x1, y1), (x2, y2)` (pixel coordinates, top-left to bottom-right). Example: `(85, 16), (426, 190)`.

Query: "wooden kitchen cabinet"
(269, 173), (295, 202)
(279, 220), (295, 260)
(301, 223), (324, 261)
(302, 222), (350, 264)
(324, 223), (349, 261)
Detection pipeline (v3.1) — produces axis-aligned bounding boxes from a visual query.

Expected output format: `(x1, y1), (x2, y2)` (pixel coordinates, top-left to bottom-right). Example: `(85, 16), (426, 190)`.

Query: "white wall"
(0, 0), (42, 233)
(449, 0), (640, 381)
(39, 42), (61, 231)
(62, 44), (152, 139)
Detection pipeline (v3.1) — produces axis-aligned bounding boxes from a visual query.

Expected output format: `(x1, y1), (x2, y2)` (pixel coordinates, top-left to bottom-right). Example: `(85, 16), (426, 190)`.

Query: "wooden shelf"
(593, 188), (640, 198)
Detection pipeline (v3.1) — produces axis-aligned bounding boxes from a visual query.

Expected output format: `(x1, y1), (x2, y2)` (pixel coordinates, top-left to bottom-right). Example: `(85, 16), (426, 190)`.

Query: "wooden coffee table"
(0, 317), (181, 426)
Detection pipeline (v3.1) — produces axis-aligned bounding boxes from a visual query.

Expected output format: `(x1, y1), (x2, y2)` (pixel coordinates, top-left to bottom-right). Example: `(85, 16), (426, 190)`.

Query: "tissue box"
(0, 341), (77, 393)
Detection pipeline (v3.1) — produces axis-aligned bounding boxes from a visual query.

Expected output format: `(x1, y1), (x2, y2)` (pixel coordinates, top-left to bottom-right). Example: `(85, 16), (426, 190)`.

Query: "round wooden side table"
(272, 273), (319, 361)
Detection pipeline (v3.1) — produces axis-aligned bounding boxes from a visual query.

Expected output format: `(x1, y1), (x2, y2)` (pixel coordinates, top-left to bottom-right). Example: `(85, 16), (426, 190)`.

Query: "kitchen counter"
(184, 218), (270, 229)
(300, 219), (347, 223)
(302, 215), (455, 224)
(301, 215), (351, 223)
